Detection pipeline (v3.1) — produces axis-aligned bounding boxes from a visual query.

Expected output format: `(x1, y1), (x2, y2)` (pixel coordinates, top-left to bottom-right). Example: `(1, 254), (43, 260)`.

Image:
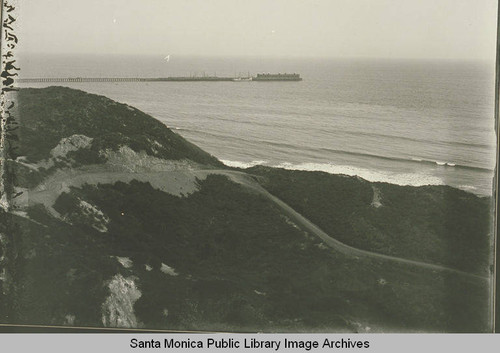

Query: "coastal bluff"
(0, 86), (493, 333)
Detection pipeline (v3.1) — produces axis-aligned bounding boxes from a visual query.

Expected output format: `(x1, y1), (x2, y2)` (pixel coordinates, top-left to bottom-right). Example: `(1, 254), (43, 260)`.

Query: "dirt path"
(25, 166), (489, 281)
(26, 165), (203, 213)
(199, 170), (489, 282)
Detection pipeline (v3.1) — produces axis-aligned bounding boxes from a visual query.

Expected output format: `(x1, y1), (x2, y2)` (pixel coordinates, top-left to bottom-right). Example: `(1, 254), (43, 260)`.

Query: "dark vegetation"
(6, 160), (49, 189)
(248, 167), (493, 275)
(3, 86), (493, 332)
(16, 86), (222, 166)
(9, 176), (491, 332)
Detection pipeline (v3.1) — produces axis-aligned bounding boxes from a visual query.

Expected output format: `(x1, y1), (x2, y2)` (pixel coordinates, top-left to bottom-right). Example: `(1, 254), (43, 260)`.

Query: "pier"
(16, 73), (302, 83)
(16, 77), (234, 83)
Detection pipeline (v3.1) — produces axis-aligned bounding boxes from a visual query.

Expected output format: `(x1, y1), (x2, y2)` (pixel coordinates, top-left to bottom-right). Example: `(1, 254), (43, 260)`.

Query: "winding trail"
(199, 170), (489, 282)
(24, 165), (489, 282)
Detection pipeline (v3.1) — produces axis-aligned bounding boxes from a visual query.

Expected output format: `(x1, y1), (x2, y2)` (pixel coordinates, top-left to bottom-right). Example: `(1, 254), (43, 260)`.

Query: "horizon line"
(14, 51), (495, 63)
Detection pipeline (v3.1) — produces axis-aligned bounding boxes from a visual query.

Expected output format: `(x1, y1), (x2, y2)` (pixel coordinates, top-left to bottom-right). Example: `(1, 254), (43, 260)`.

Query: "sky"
(16, 0), (498, 60)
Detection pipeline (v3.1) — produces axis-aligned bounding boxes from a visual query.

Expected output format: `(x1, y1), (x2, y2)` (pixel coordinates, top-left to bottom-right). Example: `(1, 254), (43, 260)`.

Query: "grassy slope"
(9, 176), (490, 332)
(16, 86), (222, 167)
(4, 87), (492, 332)
(248, 167), (493, 275)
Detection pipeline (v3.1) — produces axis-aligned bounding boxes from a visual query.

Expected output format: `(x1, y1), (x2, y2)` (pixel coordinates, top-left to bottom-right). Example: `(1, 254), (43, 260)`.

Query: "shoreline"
(221, 159), (494, 197)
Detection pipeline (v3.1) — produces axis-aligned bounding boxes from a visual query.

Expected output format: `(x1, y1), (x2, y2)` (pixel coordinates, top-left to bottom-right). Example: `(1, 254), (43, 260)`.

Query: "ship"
(252, 73), (302, 81)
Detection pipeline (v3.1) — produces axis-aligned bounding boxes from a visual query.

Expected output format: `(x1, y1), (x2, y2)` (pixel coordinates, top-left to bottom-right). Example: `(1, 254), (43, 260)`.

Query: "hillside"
(0, 86), (493, 332)
(15, 86), (222, 165)
(247, 167), (492, 275)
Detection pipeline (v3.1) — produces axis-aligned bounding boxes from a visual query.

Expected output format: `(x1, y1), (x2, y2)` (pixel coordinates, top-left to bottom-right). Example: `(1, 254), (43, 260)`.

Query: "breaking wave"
(236, 161), (445, 187)
(178, 128), (493, 172)
(274, 162), (445, 187)
(221, 159), (268, 169)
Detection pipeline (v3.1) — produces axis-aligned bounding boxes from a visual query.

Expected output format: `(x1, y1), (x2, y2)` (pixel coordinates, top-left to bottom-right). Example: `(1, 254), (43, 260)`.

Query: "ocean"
(17, 54), (496, 195)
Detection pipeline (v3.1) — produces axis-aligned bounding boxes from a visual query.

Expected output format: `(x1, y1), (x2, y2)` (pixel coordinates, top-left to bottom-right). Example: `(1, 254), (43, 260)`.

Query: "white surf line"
(205, 170), (489, 282)
(27, 166), (489, 282)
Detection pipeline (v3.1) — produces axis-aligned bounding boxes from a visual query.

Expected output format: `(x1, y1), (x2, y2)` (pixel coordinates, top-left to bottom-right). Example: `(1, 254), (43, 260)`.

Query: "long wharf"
(16, 73), (302, 83)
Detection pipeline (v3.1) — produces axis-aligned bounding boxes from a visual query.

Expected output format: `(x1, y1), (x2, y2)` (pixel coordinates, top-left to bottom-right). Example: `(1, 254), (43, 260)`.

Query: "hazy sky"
(17, 0), (498, 60)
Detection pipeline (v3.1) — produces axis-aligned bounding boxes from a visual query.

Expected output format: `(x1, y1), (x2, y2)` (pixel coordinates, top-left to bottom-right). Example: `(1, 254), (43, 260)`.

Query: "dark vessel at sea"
(252, 73), (302, 81)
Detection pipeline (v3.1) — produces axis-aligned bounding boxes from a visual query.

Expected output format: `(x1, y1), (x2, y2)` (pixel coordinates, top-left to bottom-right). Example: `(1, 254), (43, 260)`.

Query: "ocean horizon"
(17, 54), (497, 195)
